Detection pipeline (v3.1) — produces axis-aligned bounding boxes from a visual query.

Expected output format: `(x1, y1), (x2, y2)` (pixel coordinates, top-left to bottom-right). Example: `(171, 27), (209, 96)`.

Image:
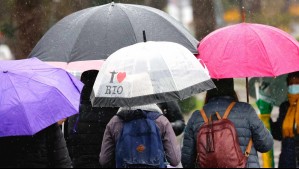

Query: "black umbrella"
(28, 2), (198, 72)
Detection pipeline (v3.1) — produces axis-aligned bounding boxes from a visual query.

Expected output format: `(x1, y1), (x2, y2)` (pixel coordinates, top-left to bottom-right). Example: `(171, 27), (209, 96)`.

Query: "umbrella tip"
(242, 6), (246, 22)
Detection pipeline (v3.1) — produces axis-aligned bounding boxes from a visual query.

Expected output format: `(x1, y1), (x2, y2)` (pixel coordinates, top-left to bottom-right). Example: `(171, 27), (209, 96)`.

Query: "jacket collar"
(208, 96), (235, 103)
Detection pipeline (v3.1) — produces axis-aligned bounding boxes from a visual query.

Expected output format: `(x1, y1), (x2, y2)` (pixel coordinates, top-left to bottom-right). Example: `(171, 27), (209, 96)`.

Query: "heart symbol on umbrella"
(117, 72), (126, 83)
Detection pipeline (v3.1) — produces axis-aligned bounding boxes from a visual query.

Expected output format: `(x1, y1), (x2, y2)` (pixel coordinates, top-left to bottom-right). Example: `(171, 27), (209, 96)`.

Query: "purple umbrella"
(0, 58), (83, 137)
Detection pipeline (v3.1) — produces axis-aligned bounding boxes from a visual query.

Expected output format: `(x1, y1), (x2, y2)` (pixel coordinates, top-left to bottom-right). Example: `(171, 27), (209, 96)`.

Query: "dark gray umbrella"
(249, 76), (288, 106)
(28, 3), (198, 71)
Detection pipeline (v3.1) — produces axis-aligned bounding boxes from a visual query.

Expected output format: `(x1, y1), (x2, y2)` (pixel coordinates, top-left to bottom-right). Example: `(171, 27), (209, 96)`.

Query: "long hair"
(204, 91), (239, 104)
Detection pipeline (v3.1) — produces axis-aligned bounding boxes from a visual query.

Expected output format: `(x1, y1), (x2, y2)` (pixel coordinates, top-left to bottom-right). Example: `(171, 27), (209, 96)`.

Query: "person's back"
(182, 79), (273, 168)
(67, 104), (118, 168)
(66, 69), (119, 168)
(100, 104), (181, 168)
(0, 124), (72, 168)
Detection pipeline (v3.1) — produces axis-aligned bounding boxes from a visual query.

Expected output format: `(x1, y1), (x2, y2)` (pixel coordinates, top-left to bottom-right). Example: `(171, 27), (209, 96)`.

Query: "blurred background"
(1, 0), (299, 60)
(1, 0), (299, 167)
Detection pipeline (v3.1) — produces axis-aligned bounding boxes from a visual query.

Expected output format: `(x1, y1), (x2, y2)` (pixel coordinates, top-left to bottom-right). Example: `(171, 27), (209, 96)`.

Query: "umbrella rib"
(248, 25), (276, 76)
(211, 26), (237, 79)
(68, 7), (101, 62)
(130, 54), (139, 99)
(7, 69), (81, 106)
(159, 51), (179, 96)
(138, 5), (198, 53)
(118, 4), (138, 42)
(265, 25), (299, 65)
(217, 26), (236, 78)
(264, 24), (299, 49)
(5, 73), (33, 134)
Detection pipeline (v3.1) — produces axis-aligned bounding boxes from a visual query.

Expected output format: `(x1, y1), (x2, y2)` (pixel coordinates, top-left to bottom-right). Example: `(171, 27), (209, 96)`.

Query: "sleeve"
(181, 112), (197, 168)
(270, 102), (288, 141)
(160, 116), (181, 167)
(99, 120), (116, 168)
(48, 124), (72, 168)
(247, 106), (274, 153)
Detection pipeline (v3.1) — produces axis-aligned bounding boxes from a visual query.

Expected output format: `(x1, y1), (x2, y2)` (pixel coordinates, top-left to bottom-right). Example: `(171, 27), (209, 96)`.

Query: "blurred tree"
(192, 0), (216, 41)
(13, 0), (51, 59)
(282, 0), (291, 13)
(0, 1), (15, 42)
(245, 0), (261, 14)
(144, 0), (167, 10)
(53, 0), (91, 21)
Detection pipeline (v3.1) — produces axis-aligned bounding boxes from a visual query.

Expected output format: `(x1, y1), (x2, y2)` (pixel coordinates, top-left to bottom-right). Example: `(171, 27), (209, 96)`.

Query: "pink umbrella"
(197, 23), (299, 102)
(197, 23), (299, 79)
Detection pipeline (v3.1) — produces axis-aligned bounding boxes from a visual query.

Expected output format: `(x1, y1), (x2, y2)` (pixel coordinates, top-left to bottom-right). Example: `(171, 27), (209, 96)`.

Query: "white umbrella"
(91, 41), (215, 107)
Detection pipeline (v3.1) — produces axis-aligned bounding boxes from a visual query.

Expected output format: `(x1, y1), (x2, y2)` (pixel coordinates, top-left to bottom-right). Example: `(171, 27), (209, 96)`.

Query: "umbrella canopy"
(0, 58), (83, 137)
(29, 2), (198, 72)
(249, 76), (288, 106)
(91, 41), (215, 107)
(197, 23), (299, 79)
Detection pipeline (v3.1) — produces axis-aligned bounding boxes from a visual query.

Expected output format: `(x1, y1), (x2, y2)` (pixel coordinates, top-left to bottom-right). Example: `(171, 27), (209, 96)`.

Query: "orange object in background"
(224, 8), (241, 23)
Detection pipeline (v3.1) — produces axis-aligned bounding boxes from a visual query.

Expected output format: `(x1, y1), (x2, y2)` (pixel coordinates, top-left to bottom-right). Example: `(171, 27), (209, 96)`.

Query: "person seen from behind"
(66, 70), (119, 168)
(100, 104), (181, 168)
(181, 78), (273, 168)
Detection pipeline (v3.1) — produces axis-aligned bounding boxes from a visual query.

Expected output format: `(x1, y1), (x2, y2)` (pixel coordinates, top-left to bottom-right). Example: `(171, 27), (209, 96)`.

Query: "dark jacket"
(100, 106), (181, 168)
(66, 100), (118, 168)
(271, 101), (298, 168)
(182, 97), (273, 168)
(0, 124), (72, 168)
(157, 101), (186, 136)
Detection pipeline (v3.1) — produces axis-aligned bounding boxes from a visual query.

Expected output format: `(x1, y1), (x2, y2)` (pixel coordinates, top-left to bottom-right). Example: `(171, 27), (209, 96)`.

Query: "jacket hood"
(117, 104), (162, 121)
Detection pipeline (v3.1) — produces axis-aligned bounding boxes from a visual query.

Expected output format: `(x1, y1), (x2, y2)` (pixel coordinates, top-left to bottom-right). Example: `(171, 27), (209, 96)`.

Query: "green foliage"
(0, 23), (15, 38)
(179, 96), (204, 115)
(249, 13), (292, 29)
(92, 0), (112, 5)
(222, 0), (241, 10)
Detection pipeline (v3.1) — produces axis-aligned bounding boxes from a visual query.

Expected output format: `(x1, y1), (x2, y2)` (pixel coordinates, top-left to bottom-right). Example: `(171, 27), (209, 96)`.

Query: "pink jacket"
(99, 109), (181, 167)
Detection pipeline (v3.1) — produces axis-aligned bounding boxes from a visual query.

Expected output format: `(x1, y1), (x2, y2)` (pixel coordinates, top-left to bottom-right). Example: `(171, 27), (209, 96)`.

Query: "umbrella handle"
(255, 82), (260, 100)
(143, 30), (147, 42)
(246, 77), (249, 103)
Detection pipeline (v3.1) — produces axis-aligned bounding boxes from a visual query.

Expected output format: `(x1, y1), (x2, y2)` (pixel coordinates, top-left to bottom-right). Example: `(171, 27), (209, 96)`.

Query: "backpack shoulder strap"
(146, 111), (162, 120)
(199, 110), (209, 123)
(223, 102), (236, 119)
(245, 138), (253, 157)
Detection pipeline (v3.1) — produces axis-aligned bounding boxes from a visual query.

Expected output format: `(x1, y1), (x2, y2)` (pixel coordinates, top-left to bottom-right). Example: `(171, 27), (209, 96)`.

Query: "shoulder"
(233, 102), (256, 113)
(155, 115), (171, 126)
(107, 115), (122, 127)
(190, 110), (202, 120)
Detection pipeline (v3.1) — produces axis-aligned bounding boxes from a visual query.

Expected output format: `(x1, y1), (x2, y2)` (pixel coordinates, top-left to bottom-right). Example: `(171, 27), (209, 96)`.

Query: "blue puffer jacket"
(182, 97), (274, 168)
